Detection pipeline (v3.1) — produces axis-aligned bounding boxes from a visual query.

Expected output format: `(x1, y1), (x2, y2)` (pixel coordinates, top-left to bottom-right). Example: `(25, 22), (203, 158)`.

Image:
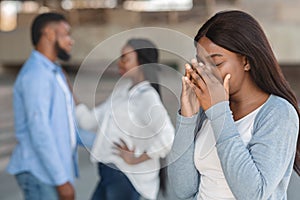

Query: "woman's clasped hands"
(181, 58), (231, 117)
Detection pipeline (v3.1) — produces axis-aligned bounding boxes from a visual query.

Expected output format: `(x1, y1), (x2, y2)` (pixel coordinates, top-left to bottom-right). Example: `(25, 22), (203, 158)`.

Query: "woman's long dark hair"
(126, 38), (167, 193)
(194, 10), (300, 175)
(127, 38), (161, 96)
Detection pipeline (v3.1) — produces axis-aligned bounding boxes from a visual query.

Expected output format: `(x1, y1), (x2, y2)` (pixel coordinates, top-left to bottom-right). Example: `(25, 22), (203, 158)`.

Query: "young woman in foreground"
(168, 10), (300, 200)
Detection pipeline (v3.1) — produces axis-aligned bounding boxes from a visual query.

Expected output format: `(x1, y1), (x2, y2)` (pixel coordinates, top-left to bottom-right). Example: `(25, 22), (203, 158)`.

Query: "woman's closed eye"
(215, 62), (224, 67)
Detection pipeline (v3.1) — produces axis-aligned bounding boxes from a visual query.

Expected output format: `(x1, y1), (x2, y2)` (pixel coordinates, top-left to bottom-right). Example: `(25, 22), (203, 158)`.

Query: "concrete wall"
(1, 0), (300, 67)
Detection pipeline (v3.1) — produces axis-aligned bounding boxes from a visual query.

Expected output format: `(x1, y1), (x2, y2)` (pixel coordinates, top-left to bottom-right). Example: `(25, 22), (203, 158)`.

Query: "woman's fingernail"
(191, 58), (197, 63)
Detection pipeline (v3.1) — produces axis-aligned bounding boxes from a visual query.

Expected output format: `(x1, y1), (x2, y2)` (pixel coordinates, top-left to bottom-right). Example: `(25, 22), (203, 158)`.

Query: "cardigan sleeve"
(205, 98), (299, 200)
(168, 111), (199, 200)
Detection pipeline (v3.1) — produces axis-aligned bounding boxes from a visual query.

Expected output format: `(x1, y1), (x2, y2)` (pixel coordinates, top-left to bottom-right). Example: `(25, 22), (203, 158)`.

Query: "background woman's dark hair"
(126, 38), (161, 96)
(126, 38), (168, 194)
(194, 10), (300, 175)
(31, 12), (67, 46)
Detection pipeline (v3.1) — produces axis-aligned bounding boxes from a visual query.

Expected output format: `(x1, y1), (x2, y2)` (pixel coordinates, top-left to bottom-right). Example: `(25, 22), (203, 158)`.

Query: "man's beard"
(55, 41), (71, 61)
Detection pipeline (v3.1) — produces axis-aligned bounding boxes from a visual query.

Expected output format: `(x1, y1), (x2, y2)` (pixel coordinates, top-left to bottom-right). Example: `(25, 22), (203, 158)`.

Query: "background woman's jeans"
(91, 163), (140, 200)
(15, 172), (58, 200)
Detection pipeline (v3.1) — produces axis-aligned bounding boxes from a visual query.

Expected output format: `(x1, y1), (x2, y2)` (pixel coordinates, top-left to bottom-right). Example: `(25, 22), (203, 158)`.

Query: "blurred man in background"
(6, 12), (82, 200)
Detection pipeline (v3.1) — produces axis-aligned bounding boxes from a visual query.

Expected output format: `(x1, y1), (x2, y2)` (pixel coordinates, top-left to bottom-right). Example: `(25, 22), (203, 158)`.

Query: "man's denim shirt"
(6, 50), (94, 186)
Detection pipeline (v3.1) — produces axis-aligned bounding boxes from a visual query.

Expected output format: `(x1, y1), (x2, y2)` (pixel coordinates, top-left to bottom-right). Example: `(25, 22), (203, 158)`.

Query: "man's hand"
(56, 182), (75, 200)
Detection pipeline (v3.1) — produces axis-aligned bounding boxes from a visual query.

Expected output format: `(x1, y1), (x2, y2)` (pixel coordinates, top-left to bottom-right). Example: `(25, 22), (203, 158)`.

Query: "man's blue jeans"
(15, 172), (58, 200)
(91, 163), (140, 200)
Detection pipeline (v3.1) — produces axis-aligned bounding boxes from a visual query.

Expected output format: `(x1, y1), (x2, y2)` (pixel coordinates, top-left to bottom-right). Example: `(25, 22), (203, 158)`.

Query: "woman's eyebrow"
(209, 54), (223, 58)
(196, 53), (223, 63)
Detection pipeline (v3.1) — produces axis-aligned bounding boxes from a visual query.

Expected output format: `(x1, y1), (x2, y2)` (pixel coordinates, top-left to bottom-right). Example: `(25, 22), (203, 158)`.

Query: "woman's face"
(197, 37), (249, 95)
(118, 45), (139, 77)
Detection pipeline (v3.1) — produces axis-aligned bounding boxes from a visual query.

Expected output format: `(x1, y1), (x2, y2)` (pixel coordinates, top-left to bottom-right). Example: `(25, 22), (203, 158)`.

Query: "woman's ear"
(243, 56), (250, 71)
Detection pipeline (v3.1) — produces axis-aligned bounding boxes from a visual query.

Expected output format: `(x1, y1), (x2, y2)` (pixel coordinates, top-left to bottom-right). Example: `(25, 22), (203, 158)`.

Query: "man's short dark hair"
(31, 12), (67, 46)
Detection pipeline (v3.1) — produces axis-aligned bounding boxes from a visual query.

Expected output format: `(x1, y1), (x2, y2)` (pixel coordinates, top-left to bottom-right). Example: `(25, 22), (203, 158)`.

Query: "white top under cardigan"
(76, 80), (175, 200)
(168, 95), (299, 200)
(194, 104), (263, 200)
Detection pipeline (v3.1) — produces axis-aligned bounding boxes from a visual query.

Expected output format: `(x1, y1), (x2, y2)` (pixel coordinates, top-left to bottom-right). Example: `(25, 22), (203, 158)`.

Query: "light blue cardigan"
(168, 95), (299, 200)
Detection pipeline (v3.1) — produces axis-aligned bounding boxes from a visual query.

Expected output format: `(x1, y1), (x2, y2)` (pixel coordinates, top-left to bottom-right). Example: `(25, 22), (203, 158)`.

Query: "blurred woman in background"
(76, 38), (174, 200)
